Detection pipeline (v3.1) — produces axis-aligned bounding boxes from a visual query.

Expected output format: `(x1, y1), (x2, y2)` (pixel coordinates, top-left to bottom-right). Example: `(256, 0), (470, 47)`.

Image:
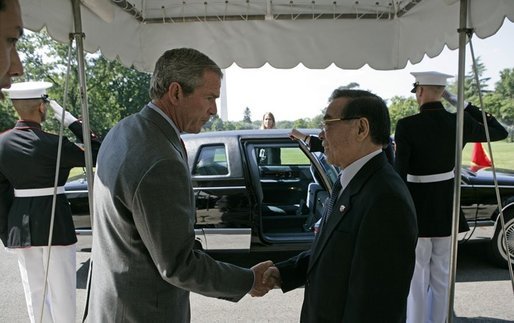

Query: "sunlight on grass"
(462, 141), (513, 169)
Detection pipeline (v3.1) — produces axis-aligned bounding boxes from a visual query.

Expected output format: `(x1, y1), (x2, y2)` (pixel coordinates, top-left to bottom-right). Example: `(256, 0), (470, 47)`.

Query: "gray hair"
(149, 48), (222, 100)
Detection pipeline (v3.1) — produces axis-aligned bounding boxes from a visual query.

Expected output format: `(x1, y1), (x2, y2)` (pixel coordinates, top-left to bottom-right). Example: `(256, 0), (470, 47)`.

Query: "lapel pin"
(339, 205), (346, 213)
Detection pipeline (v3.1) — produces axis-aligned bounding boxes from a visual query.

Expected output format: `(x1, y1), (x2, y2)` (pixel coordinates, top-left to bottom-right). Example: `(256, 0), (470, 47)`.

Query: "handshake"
(48, 100), (78, 127)
(249, 260), (282, 297)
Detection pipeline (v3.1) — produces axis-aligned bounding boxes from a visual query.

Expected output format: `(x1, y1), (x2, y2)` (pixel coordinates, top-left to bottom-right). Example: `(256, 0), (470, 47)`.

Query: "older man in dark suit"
(88, 48), (272, 322)
(261, 89), (418, 322)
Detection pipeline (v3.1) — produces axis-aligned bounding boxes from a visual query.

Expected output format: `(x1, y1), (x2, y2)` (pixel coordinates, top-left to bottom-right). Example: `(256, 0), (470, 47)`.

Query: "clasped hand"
(249, 260), (282, 297)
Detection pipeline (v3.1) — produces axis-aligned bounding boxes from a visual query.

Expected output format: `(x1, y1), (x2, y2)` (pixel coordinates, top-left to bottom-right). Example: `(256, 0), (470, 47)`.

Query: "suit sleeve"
(131, 157), (254, 302)
(394, 120), (410, 181)
(67, 120), (102, 164)
(342, 187), (417, 322)
(275, 249), (311, 292)
(463, 104), (508, 143)
(308, 136), (324, 153)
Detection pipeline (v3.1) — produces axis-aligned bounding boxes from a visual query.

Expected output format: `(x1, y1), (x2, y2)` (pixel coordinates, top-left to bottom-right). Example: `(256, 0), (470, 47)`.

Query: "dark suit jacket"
(88, 106), (253, 323)
(394, 101), (507, 237)
(276, 153), (418, 323)
(0, 120), (100, 247)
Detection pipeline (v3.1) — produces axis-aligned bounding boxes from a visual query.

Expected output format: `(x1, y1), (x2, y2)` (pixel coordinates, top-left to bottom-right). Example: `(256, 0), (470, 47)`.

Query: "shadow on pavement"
(77, 258), (90, 289)
(454, 317), (514, 322)
(456, 241), (512, 283)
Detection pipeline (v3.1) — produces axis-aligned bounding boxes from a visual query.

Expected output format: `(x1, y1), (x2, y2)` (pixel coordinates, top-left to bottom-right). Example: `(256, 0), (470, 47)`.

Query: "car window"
(192, 144), (229, 176)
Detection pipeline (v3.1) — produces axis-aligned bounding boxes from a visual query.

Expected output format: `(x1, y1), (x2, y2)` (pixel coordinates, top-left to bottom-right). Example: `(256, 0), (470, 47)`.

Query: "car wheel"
(489, 205), (514, 268)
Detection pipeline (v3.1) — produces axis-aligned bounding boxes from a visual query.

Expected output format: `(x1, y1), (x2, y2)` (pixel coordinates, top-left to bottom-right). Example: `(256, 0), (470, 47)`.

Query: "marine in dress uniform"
(394, 71), (508, 323)
(0, 81), (101, 323)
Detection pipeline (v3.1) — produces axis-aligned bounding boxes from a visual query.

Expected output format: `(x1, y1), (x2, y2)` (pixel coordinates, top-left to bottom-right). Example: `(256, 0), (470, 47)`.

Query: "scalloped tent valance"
(20, 0), (514, 72)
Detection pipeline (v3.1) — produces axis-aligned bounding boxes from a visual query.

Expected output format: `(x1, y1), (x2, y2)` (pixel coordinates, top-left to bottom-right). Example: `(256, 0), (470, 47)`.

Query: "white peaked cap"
(411, 71), (453, 86)
(1, 81), (52, 100)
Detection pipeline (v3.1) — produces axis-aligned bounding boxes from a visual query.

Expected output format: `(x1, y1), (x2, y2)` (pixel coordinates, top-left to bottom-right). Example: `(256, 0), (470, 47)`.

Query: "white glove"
(442, 90), (468, 108)
(49, 100), (78, 127)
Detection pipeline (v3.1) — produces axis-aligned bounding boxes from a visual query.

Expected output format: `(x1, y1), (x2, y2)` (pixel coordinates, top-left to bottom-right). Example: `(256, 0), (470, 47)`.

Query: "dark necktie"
(324, 177), (342, 223)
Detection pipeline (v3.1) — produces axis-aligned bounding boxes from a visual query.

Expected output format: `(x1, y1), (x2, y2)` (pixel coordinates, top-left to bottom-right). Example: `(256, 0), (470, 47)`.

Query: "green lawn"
(69, 167), (88, 180)
(280, 140), (513, 169)
(462, 141), (514, 169)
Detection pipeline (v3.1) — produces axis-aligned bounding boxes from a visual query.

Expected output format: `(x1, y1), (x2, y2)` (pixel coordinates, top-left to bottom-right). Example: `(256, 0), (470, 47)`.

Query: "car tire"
(489, 205), (514, 268)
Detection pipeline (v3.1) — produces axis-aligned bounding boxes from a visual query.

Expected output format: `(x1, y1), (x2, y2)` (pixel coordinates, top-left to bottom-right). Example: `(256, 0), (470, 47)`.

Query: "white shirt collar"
(340, 149), (382, 193)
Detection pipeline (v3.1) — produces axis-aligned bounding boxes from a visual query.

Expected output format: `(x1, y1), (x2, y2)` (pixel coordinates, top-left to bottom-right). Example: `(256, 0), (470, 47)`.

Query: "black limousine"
(66, 129), (514, 267)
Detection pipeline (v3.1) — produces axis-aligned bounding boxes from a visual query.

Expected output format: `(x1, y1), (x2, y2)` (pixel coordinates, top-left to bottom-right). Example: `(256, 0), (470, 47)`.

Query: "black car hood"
(463, 166), (514, 186)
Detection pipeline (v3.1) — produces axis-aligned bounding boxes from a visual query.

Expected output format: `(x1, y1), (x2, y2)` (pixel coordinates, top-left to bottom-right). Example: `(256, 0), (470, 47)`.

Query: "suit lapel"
(307, 153), (388, 272)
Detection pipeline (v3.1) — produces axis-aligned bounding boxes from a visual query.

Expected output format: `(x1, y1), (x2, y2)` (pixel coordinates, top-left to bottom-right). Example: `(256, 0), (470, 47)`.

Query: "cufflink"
(339, 205), (346, 213)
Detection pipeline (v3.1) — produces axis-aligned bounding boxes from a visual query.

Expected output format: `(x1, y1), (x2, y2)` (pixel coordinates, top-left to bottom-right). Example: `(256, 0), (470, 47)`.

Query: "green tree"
(495, 68), (514, 99)
(447, 57), (491, 103)
(388, 96), (418, 134)
(309, 114), (324, 129)
(276, 120), (293, 129)
(341, 82), (360, 90)
(15, 29), (151, 138)
(243, 107), (252, 123)
(206, 115), (225, 131)
(292, 118), (309, 129)
(494, 68), (514, 126)
(0, 101), (17, 132)
(235, 120), (254, 130)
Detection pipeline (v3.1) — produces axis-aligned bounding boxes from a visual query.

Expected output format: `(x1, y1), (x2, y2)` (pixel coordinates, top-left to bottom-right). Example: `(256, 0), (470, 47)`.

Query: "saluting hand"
(49, 100), (78, 128)
(442, 90), (468, 108)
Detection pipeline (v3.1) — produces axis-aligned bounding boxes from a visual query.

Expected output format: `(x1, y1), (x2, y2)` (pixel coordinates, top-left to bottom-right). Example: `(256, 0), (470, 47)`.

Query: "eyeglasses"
(321, 116), (361, 131)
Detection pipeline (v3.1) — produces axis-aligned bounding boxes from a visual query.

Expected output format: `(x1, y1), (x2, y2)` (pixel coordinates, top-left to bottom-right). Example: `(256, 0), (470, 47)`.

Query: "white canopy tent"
(20, 0), (514, 71)
(17, 0), (514, 321)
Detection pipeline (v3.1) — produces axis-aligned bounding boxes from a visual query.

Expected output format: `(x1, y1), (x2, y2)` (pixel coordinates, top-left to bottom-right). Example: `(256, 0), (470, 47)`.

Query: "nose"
(209, 100), (218, 116)
(319, 129), (326, 140)
(10, 47), (24, 77)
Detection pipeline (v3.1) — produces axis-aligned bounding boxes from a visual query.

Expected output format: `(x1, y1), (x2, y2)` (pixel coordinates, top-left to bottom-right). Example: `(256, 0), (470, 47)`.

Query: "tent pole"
(71, 0), (95, 225)
(447, 0), (468, 322)
(71, 0), (95, 321)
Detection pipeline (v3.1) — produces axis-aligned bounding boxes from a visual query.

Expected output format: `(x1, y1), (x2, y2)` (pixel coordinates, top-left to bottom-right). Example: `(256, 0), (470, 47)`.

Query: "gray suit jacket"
(87, 106), (253, 322)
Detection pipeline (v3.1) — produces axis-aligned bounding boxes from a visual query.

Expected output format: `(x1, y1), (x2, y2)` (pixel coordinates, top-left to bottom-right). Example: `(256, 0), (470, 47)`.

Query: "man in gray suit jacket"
(261, 90), (418, 322)
(87, 48), (271, 322)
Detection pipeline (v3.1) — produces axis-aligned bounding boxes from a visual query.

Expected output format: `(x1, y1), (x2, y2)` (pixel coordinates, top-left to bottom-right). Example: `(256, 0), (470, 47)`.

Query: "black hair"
(329, 88), (379, 102)
(343, 96), (391, 146)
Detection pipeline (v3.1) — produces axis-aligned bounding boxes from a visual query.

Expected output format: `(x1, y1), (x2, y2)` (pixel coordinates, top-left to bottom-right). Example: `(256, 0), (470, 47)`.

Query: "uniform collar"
(15, 120), (42, 129)
(419, 101), (444, 112)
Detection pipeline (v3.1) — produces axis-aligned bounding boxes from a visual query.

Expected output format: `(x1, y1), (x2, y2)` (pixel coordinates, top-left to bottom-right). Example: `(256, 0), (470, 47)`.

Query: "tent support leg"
(447, 0), (468, 322)
(70, 0), (95, 321)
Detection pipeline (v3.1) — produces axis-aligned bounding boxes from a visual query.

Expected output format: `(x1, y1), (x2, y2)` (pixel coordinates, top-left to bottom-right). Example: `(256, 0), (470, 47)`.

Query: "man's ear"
(167, 82), (182, 105)
(356, 118), (370, 141)
(39, 102), (46, 114)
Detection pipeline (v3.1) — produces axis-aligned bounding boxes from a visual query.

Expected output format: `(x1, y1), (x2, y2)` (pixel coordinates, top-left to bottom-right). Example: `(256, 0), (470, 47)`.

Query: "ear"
(38, 102), (46, 114)
(356, 118), (370, 141)
(167, 82), (182, 105)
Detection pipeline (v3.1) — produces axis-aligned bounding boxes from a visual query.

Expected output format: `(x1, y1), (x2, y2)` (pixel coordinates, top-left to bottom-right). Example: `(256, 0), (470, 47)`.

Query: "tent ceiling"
(110, 0), (420, 22)
(20, 0), (514, 71)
